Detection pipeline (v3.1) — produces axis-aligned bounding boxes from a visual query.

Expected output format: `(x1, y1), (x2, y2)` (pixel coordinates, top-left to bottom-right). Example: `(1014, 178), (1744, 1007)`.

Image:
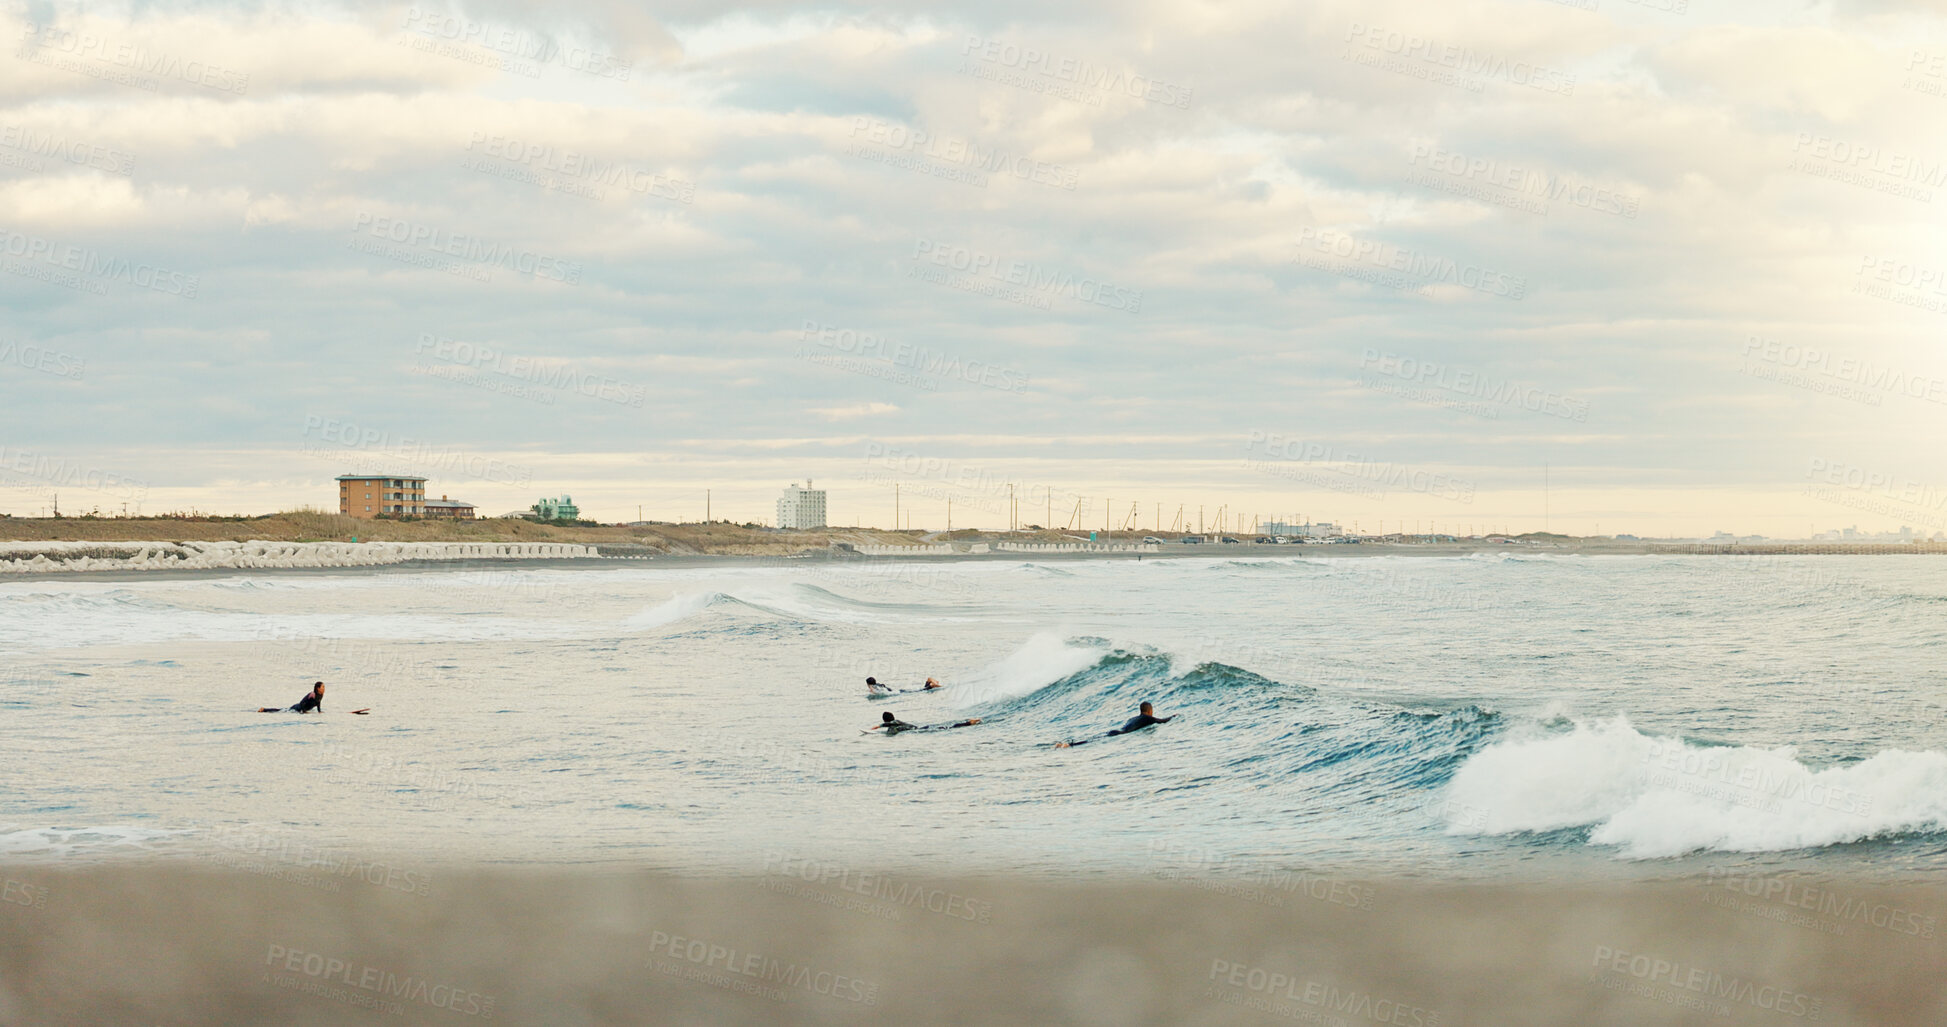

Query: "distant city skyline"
(4, 2), (1944, 536)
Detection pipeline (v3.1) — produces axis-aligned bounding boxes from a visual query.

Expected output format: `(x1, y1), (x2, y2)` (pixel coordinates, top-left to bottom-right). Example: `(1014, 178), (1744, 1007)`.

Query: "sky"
(1, 0), (1944, 536)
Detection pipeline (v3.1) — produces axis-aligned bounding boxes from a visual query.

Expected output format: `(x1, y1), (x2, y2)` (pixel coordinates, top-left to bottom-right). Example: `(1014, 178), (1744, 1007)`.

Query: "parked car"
(1220, 537), (1240, 544)
(1179, 536), (1202, 544)
(1254, 536), (1275, 544)
(1142, 536), (1164, 544)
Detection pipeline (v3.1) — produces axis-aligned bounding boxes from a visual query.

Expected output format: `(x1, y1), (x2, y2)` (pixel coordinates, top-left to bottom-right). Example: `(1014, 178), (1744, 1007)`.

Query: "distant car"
(1254, 536), (1274, 544)
(1180, 536), (1202, 544)
(1220, 537), (1240, 544)
(1142, 536), (1164, 544)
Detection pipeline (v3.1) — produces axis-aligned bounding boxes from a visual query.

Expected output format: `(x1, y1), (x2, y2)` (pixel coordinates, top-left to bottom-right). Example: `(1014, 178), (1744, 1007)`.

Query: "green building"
(532, 495), (580, 521)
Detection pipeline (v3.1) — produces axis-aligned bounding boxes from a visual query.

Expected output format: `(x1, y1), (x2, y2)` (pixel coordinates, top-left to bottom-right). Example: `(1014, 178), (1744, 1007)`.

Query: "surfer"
(867, 676), (943, 694)
(254, 682), (367, 714)
(260, 681), (325, 714)
(1109, 701), (1173, 736)
(867, 711), (981, 734)
(1053, 701), (1173, 748)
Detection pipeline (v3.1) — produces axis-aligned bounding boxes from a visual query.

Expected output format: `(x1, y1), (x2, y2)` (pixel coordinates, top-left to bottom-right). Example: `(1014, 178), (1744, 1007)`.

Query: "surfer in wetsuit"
(868, 676), (942, 694)
(1109, 701), (1171, 735)
(871, 711), (916, 733)
(1053, 701), (1172, 748)
(868, 711), (981, 734)
(260, 682), (325, 713)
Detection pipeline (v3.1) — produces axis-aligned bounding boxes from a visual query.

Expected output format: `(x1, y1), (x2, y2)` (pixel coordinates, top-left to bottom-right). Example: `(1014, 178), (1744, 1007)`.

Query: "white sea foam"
(0, 823), (189, 861)
(622, 591), (723, 630)
(946, 633), (1103, 708)
(1441, 717), (1947, 857)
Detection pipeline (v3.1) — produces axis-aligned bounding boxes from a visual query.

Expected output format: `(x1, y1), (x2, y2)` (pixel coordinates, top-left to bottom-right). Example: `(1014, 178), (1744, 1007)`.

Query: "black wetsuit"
(1107, 713), (1171, 736)
(1061, 712), (1171, 746)
(289, 691), (323, 714)
(881, 718), (979, 734)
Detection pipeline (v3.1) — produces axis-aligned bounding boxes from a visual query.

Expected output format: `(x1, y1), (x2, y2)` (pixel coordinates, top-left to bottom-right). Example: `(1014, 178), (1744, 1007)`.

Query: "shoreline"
(3, 539), (1942, 582)
(2, 865), (1938, 1025)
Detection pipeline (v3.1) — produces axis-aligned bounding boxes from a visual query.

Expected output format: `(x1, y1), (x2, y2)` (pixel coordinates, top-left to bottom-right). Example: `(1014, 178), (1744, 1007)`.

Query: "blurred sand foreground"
(0, 867), (1940, 1025)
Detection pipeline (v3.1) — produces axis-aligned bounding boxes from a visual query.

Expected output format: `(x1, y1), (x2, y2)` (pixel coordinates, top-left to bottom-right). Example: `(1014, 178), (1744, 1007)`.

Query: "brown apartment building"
(337, 474), (426, 518)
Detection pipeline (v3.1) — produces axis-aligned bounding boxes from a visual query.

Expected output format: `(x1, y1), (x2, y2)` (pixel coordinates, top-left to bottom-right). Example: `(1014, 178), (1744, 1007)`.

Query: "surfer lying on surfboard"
(1053, 701), (1171, 748)
(257, 681), (369, 714)
(866, 711), (980, 735)
(865, 676), (943, 695)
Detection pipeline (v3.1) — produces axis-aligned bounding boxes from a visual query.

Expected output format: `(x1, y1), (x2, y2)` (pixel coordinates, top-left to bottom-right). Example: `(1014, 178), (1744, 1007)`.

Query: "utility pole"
(1199, 505), (1203, 533)
(1106, 498), (1111, 535)
(706, 490), (711, 523)
(948, 497), (952, 532)
(894, 483), (899, 531)
(1008, 484), (1015, 531)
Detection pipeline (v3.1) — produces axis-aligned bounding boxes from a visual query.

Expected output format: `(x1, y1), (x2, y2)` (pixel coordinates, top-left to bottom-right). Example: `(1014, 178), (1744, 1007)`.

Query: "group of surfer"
(864, 676), (1174, 747)
(256, 676), (1172, 746)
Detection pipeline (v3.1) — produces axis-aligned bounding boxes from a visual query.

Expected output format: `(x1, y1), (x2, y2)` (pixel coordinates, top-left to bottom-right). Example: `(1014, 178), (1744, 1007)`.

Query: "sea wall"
(0, 540), (598, 574)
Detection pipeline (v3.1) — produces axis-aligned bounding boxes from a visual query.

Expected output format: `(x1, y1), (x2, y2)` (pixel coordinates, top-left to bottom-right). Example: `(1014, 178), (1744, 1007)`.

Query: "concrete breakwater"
(0, 539), (598, 574)
(848, 541), (1157, 557)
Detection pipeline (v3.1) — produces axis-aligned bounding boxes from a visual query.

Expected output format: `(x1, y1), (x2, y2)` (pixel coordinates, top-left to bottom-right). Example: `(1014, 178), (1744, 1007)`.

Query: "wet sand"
(1, 865), (1940, 1025)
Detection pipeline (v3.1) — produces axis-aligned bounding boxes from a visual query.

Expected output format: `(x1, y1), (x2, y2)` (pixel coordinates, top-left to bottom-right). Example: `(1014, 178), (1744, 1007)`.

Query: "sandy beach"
(2, 866), (1940, 1026)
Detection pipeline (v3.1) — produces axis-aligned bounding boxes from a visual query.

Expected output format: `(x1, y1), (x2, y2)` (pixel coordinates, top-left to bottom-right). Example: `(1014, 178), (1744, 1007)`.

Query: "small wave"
(1457, 550), (1575, 563)
(622, 592), (723, 630)
(1440, 717), (1947, 858)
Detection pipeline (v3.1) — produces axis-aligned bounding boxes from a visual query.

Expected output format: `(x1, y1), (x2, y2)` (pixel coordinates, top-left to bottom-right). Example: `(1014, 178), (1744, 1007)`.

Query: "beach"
(4, 867), (1941, 1025)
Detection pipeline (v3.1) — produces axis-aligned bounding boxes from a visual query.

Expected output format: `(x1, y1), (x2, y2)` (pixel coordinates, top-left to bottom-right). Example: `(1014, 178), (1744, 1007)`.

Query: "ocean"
(5, 551), (1947, 881)
(10, 551), (1947, 1025)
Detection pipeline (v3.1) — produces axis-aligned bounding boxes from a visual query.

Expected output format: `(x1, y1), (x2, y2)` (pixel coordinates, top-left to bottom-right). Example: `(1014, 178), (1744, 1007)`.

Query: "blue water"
(4, 552), (1946, 879)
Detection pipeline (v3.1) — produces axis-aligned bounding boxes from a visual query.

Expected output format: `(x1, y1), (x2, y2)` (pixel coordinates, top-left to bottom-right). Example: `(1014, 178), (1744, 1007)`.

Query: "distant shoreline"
(4, 538), (1944, 582)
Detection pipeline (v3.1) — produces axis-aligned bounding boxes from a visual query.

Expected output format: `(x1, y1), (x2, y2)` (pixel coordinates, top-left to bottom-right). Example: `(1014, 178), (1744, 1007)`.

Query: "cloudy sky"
(1, 0), (1943, 535)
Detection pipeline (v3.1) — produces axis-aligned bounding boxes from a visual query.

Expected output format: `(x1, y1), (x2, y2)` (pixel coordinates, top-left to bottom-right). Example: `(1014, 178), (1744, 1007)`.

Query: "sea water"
(4, 552), (1945, 881)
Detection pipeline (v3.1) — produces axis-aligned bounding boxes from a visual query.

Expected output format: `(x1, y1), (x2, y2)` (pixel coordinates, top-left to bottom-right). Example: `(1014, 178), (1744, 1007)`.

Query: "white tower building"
(776, 481), (827, 529)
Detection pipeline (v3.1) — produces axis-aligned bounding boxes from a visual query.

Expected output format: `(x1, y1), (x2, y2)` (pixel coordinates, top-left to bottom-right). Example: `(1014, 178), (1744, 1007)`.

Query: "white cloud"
(2, 1), (1945, 533)
(808, 402), (900, 421)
